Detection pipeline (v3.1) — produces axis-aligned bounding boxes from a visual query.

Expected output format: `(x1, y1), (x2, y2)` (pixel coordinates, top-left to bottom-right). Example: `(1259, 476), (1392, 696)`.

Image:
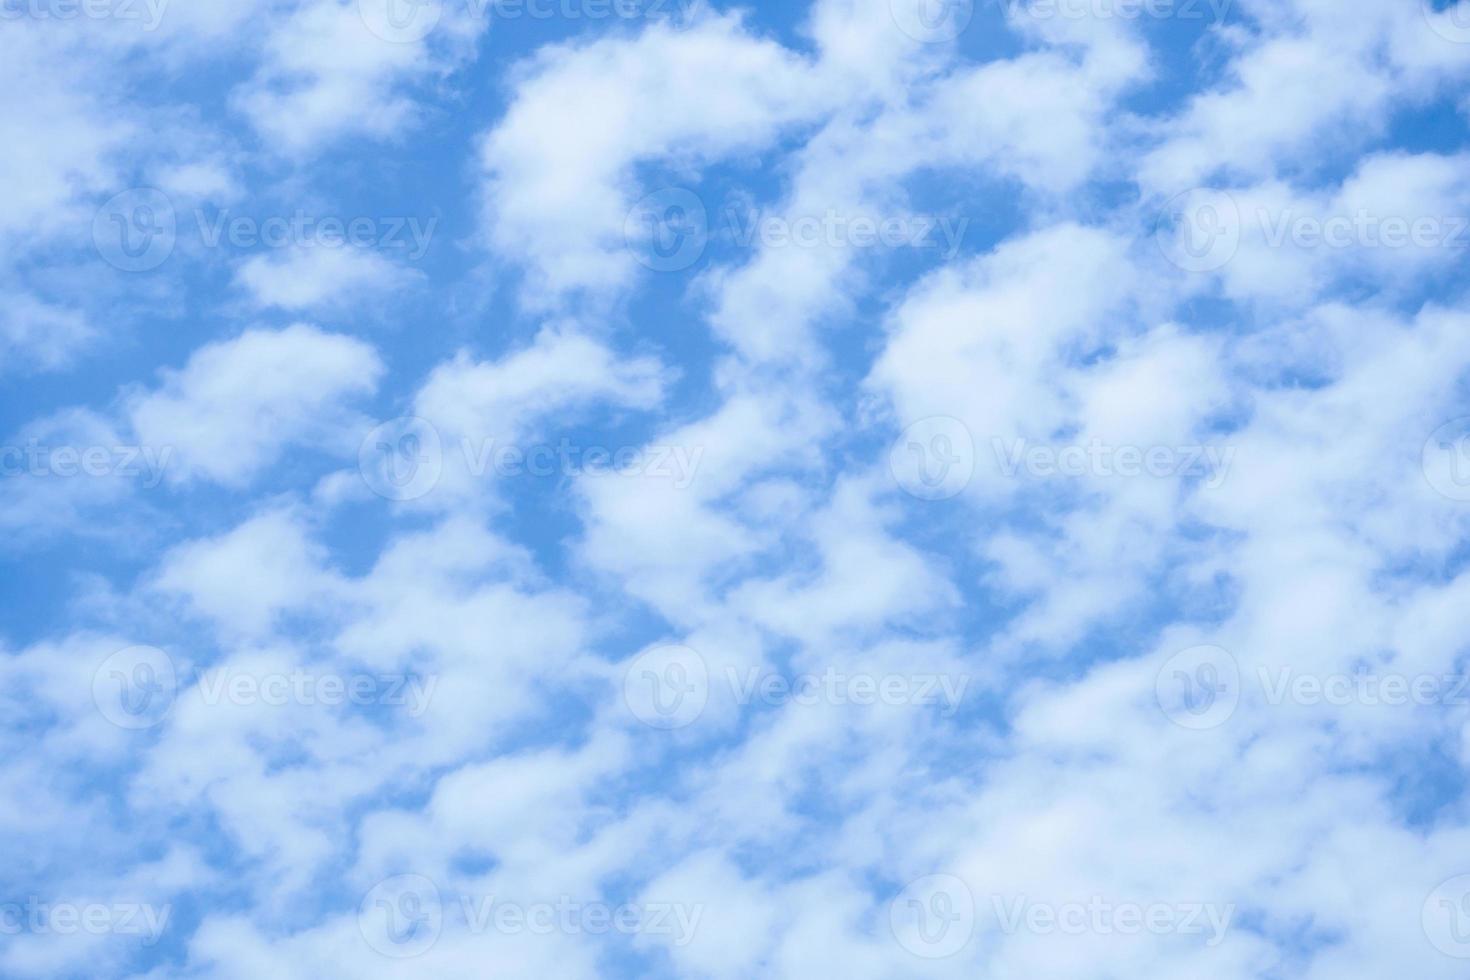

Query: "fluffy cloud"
(9, 2), (1470, 978)
(128, 323), (383, 485)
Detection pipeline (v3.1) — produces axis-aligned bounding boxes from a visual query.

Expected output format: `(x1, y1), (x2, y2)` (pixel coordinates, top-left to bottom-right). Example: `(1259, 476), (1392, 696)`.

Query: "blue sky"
(5, 0), (1470, 977)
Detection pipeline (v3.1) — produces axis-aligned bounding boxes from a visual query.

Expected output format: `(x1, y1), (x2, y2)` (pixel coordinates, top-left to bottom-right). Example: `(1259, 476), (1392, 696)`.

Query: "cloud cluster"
(7, 0), (1470, 977)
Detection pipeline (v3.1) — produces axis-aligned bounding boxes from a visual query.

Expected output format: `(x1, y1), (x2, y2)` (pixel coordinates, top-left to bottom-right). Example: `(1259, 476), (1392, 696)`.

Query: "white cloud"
(235, 0), (479, 154)
(406, 326), (671, 507)
(154, 508), (342, 635)
(479, 14), (827, 302)
(11, 3), (1470, 978)
(0, 293), (94, 371)
(235, 246), (422, 310)
(128, 323), (382, 485)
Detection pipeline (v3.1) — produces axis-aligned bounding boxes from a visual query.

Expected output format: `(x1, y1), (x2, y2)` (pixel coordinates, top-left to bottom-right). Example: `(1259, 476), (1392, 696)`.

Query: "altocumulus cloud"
(5, 0), (1470, 978)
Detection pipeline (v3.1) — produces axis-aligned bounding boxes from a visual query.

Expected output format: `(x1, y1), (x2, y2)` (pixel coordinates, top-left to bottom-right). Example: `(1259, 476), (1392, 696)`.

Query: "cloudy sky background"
(6, 0), (1470, 976)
